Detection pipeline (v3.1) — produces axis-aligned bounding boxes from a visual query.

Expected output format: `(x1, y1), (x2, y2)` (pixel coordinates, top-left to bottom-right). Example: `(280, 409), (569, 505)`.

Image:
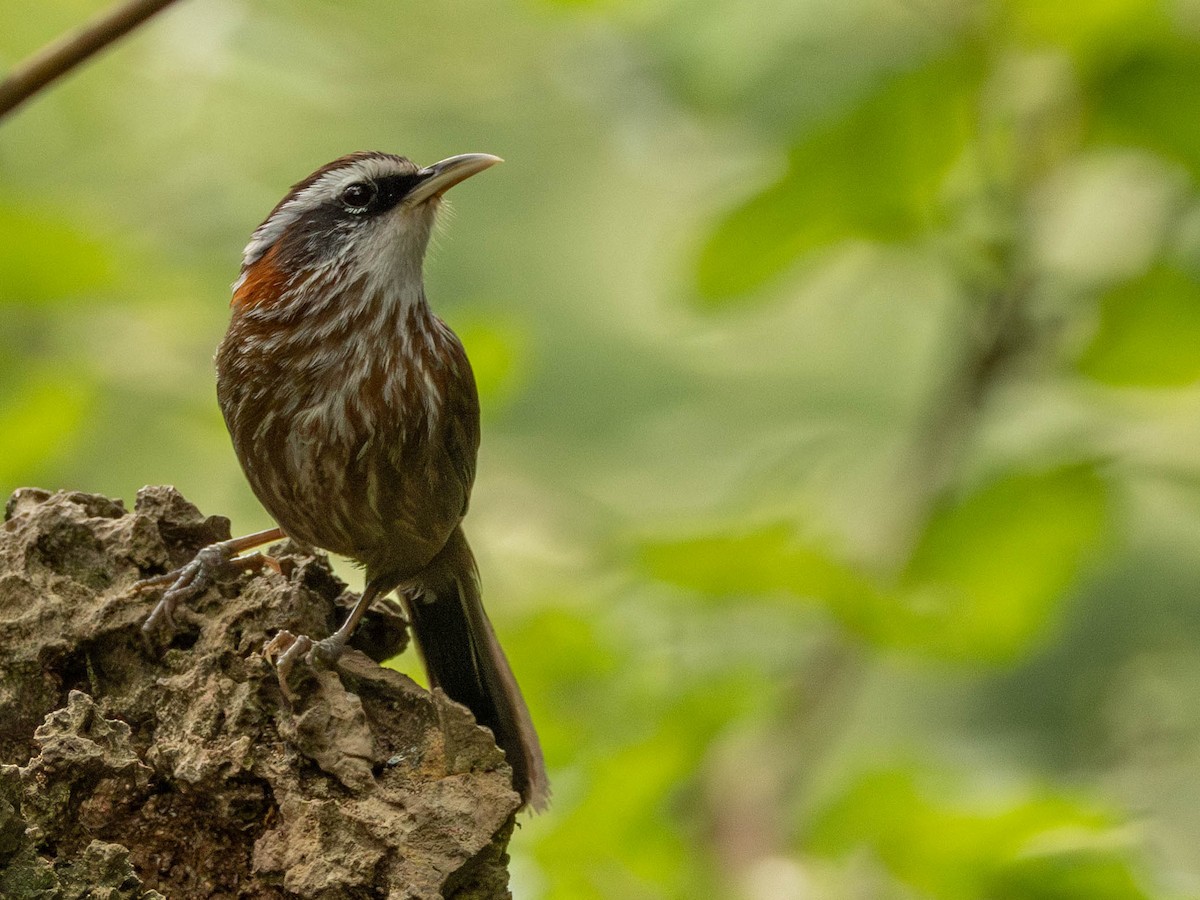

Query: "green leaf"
(637, 523), (877, 603)
(638, 465), (1106, 662)
(1090, 47), (1200, 180)
(893, 465), (1109, 661)
(990, 852), (1154, 900)
(809, 769), (1150, 900)
(1078, 265), (1200, 387)
(695, 48), (983, 302)
(1004, 0), (1166, 71)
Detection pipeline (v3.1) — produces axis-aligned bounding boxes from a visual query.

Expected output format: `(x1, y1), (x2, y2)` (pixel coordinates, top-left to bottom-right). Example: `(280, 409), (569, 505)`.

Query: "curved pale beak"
(407, 153), (503, 205)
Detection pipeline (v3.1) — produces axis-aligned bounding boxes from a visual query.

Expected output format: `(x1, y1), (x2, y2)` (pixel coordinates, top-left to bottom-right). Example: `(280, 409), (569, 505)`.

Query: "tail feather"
(405, 526), (549, 810)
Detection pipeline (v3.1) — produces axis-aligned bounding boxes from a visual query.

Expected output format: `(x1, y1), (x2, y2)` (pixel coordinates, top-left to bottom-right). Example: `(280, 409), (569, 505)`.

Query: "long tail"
(405, 525), (549, 811)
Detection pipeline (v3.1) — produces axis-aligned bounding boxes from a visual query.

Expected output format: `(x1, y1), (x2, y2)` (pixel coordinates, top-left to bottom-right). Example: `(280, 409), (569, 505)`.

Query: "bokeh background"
(4, 0), (1200, 896)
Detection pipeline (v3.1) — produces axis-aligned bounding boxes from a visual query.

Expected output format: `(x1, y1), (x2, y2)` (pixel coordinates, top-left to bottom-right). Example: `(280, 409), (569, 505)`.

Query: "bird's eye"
(339, 182), (377, 211)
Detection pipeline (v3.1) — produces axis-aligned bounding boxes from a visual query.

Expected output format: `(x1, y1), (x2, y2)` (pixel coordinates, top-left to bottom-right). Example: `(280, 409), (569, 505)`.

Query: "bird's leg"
(264, 582), (384, 698)
(137, 526), (286, 643)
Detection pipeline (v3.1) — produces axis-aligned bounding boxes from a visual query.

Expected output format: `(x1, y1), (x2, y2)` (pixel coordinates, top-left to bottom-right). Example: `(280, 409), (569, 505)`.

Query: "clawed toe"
(134, 528), (287, 651)
(137, 542), (239, 647)
(263, 630), (346, 700)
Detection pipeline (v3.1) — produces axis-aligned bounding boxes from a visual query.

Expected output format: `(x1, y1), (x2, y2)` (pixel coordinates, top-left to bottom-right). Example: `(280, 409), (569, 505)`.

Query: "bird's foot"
(136, 540), (246, 649)
(263, 630), (346, 700)
(133, 527), (286, 651)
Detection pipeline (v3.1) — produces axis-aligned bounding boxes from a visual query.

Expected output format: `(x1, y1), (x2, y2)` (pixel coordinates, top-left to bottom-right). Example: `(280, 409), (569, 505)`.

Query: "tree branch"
(0, 0), (185, 122)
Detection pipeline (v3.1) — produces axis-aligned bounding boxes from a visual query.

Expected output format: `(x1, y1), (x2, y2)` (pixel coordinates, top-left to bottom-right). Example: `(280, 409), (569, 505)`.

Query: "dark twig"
(0, 0), (184, 122)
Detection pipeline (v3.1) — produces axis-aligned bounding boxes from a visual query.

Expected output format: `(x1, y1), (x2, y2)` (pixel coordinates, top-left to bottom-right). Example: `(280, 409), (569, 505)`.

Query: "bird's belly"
(235, 392), (461, 577)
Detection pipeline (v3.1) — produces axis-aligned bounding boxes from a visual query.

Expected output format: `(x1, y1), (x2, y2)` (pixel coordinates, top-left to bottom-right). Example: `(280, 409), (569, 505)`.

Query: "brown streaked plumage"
(146, 151), (548, 810)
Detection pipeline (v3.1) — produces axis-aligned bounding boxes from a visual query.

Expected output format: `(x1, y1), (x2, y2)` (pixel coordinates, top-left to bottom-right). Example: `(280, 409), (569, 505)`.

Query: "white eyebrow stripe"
(239, 156), (415, 269)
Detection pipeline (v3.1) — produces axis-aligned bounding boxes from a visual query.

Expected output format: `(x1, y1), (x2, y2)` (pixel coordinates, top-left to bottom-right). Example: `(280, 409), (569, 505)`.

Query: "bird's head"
(232, 151), (501, 314)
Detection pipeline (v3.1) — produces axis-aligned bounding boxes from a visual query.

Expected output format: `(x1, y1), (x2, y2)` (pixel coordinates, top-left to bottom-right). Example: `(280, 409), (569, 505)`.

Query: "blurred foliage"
(639, 465), (1110, 660)
(810, 769), (1150, 899)
(1080, 266), (1200, 386)
(697, 49), (985, 300)
(4, 0), (1200, 897)
(0, 205), (113, 306)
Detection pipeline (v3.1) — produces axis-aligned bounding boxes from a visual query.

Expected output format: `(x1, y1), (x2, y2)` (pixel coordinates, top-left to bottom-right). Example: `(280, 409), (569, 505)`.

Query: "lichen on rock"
(0, 486), (520, 899)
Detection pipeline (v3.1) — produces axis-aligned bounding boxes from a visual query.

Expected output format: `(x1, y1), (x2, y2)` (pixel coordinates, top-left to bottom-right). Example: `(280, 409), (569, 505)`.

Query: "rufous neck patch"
(232, 243), (290, 311)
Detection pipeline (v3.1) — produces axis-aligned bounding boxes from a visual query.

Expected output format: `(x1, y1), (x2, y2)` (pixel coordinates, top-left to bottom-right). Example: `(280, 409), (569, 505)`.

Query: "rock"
(0, 487), (520, 899)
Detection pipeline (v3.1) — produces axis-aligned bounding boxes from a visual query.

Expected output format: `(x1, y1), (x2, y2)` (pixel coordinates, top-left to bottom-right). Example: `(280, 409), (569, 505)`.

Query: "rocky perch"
(0, 487), (520, 899)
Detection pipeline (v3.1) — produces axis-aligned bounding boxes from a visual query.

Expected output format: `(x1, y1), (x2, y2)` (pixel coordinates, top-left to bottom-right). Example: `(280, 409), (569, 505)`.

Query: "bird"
(138, 151), (549, 811)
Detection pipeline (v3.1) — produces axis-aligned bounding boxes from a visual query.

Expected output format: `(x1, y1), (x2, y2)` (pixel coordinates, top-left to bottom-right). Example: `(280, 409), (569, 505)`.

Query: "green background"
(4, 0), (1200, 895)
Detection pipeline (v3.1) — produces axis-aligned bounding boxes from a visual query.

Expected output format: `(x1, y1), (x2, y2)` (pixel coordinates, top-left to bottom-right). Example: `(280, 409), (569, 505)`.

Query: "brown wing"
(360, 317), (480, 578)
(440, 327), (481, 515)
